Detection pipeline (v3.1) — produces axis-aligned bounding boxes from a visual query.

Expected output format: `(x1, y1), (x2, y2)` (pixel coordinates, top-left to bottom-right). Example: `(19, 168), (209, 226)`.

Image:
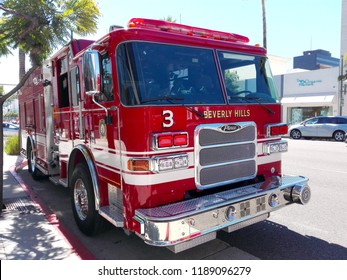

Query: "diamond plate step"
(99, 205), (124, 227)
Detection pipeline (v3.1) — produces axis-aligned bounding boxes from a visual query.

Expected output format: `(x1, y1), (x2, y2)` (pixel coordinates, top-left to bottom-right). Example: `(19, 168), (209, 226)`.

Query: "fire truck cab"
(19, 18), (311, 253)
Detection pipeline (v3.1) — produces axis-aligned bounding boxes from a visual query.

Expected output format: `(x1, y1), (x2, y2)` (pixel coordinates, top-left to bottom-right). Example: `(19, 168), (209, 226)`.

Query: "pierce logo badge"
(219, 124), (241, 133)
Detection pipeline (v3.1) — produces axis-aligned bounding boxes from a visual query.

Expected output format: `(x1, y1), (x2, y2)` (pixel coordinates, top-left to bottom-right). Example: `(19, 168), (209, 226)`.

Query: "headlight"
(155, 154), (189, 172)
(263, 140), (288, 155)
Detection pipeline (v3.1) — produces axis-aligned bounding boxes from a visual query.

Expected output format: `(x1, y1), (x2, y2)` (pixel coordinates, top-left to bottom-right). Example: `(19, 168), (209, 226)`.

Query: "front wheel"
(70, 163), (104, 236)
(333, 130), (345, 142)
(290, 129), (302, 140)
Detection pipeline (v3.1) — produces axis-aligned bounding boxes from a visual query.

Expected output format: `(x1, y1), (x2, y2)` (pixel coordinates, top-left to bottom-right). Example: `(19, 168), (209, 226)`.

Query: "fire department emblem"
(99, 119), (107, 139)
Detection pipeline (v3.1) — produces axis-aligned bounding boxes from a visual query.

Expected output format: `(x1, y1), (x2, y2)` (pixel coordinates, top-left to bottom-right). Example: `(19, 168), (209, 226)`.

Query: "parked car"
(289, 116), (347, 141)
(3, 122), (19, 136)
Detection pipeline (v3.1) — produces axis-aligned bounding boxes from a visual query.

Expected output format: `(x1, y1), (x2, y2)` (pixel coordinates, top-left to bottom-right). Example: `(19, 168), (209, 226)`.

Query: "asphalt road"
(219, 139), (347, 259)
(14, 139), (347, 260)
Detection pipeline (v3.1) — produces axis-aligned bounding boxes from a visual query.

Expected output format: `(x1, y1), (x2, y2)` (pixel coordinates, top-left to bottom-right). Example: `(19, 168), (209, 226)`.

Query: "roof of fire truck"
(124, 18), (250, 44)
(52, 18), (265, 61)
(111, 18), (265, 55)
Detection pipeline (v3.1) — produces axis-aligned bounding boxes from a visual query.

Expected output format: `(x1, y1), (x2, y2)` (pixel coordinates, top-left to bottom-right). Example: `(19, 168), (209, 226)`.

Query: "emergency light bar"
(128, 18), (250, 44)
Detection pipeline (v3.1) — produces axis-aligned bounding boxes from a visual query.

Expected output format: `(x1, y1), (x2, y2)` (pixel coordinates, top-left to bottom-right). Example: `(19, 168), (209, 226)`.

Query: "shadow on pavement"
(217, 220), (347, 260)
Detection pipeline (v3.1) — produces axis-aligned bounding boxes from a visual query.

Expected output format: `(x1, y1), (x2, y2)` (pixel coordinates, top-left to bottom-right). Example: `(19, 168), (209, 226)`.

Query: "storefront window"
(287, 106), (332, 125)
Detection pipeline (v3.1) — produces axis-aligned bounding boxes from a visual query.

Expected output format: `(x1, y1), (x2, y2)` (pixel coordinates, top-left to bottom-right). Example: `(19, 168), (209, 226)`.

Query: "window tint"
(218, 52), (279, 104)
(318, 117), (334, 124)
(305, 118), (319, 125)
(336, 117), (347, 124)
(59, 56), (69, 108)
(99, 52), (114, 102)
(70, 67), (80, 106)
(117, 42), (225, 106)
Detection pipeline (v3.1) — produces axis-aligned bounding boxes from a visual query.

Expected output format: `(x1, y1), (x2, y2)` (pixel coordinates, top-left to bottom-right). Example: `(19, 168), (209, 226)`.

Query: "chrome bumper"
(134, 175), (310, 252)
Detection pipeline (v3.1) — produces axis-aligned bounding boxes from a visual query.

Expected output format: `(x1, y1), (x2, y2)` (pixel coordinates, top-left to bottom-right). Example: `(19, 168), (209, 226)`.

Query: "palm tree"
(0, 0), (101, 211)
(162, 16), (176, 23)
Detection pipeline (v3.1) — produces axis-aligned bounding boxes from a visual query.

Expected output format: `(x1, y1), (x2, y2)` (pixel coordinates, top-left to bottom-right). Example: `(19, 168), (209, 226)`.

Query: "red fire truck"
(19, 18), (311, 253)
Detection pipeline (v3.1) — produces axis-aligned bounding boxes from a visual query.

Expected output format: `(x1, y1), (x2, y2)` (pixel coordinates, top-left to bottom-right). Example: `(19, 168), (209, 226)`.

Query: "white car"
(289, 116), (347, 141)
(3, 122), (19, 136)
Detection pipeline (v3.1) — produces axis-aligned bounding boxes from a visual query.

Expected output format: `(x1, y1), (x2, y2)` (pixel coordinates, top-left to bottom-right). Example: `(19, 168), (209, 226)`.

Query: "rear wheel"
(27, 142), (42, 180)
(290, 129), (302, 140)
(70, 163), (104, 236)
(333, 130), (345, 142)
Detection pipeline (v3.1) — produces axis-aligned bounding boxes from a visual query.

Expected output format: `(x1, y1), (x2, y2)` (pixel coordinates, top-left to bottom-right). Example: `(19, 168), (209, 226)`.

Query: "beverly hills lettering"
(203, 109), (251, 119)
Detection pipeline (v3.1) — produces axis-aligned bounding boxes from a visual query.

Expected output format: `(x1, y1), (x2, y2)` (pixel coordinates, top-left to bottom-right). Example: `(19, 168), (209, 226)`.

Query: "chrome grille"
(195, 122), (257, 189)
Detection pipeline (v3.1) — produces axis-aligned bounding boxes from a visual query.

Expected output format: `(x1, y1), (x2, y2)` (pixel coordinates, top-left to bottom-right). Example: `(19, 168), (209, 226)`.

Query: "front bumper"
(134, 175), (310, 252)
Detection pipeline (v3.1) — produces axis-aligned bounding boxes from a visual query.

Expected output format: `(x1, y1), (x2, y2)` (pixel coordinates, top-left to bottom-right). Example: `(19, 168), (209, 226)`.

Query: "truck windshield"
(117, 42), (279, 106)
(218, 51), (279, 104)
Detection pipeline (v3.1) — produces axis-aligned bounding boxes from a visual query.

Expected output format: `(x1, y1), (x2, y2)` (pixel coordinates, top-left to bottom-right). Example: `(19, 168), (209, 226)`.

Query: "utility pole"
(339, 55), (345, 116)
(261, 0), (267, 49)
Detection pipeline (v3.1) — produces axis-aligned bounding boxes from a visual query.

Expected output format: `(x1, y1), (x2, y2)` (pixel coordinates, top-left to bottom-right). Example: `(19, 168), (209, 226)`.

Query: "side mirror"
(83, 50), (101, 95)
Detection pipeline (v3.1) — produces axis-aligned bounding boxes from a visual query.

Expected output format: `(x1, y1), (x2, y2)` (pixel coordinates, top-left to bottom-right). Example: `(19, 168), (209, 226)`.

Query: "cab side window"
(59, 56), (70, 108)
(70, 67), (80, 106)
(99, 52), (114, 102)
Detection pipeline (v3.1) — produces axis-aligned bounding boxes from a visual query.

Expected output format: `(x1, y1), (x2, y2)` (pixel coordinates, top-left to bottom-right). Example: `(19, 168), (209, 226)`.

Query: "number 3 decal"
(162, 110), (174, 128)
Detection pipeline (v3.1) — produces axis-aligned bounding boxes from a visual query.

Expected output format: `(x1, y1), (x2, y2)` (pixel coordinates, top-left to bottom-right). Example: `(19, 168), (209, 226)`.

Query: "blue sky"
(0, 0), (342, 89)
(94, 0), (342, 58)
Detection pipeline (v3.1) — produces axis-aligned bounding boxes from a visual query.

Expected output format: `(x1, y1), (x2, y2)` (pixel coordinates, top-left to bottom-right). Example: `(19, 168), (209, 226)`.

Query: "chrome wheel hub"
(30, 149), (36, 172)
(74, 179), (89, 221)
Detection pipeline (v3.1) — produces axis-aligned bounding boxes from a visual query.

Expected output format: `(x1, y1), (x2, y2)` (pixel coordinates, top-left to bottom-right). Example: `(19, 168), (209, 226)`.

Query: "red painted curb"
(10, 166), (96, 260)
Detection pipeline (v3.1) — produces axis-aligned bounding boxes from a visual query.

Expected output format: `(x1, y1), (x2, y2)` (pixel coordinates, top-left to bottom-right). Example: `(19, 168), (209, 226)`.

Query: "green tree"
(224, 70), (240, 93)
(338, 71), (347, 81)
(0, 0), (101, 211)
(161, 16), (176, 23)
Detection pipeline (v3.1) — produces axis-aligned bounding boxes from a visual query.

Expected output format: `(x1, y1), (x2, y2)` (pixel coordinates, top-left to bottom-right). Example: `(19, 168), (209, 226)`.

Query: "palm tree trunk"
(19, 49), (26, 79)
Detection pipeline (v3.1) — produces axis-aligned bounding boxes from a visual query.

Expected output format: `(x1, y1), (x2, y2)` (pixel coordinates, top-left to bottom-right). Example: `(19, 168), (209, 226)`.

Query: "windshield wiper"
(140, 96), (204, 118)
(185, 106), (205, 118)
(140, 96), (184, 104)
(230, 96), (275, 115)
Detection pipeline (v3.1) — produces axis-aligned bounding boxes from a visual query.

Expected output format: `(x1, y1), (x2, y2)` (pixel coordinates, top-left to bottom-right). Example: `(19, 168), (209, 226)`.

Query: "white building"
(275, 67), (339, 125)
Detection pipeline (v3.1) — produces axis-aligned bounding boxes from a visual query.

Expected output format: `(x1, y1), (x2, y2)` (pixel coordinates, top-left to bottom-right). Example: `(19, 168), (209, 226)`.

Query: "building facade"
(275, 67), (340, 125)
(293, 49), (340, 70)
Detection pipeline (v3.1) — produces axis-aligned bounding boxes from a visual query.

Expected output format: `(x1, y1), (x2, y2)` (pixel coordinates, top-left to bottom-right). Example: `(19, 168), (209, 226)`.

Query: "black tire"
(70, 163), (104, 236)
(27, 142), (42, 180)
(290, 129), (302, 140)
(333, 130), (345, 142)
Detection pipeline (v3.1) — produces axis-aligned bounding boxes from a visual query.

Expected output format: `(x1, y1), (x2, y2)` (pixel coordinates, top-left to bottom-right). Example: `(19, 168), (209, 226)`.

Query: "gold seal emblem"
(99, 119), (106, 139)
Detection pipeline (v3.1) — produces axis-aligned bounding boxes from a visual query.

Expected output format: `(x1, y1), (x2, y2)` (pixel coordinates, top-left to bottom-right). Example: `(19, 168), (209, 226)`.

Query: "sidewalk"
(0, 152), (81, 260)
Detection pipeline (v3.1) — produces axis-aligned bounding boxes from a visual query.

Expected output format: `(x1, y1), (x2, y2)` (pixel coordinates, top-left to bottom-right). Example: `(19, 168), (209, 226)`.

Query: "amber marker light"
(128, 159), (150, 171)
